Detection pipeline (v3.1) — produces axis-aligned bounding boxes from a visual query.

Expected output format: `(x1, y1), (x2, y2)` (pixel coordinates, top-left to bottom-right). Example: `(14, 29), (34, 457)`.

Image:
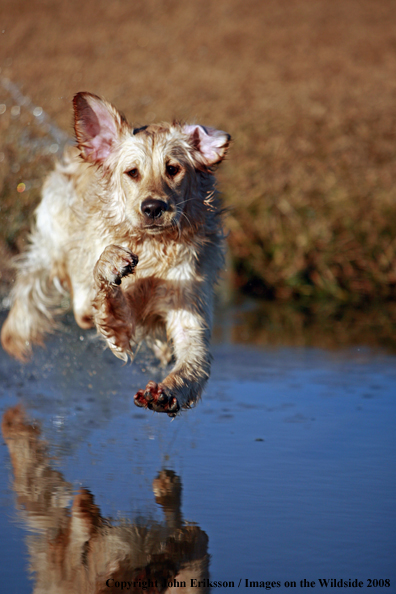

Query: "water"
(0, 311), (395, 593)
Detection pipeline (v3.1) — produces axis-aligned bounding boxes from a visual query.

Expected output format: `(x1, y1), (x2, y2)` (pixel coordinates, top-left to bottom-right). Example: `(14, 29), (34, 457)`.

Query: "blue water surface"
(0, 313), (395, 593)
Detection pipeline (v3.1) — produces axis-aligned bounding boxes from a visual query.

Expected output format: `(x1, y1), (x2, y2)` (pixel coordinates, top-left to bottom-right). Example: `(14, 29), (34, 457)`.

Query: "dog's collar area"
(133, 125), (148, 135)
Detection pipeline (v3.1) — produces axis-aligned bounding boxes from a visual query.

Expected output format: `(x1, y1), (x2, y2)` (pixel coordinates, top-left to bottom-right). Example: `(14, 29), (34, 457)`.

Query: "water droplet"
(49, 143), (59, 153)
(53, 415), (65, 428)
(33, 106), (43, 117)
(10, 105), (20, 116)
(17, 183), (26, 193)
(0, 104), (6, 115)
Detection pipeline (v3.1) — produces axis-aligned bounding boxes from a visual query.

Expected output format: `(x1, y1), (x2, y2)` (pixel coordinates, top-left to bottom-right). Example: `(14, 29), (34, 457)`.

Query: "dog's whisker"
(177, 209), (194, 230)
(171, 218), (182, 240)
(177, 197), (197, 206)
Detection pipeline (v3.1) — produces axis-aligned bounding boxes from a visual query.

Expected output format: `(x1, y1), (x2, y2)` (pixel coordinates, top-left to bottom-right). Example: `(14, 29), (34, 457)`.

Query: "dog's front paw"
(94, 245), (138, 287)
(134, 381), (180, 417)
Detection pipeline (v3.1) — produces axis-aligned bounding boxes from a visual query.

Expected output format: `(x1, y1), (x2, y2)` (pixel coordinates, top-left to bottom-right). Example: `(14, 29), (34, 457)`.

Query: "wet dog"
(1, 92), (230, 415)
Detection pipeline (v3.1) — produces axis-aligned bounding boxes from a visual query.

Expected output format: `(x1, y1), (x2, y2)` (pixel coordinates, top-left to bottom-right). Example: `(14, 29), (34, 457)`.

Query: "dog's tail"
(1, 239), (66, 361)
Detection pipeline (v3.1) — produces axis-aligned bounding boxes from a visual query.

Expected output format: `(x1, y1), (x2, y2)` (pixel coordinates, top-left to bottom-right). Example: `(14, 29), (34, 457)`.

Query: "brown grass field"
(1, 0), (396, 309)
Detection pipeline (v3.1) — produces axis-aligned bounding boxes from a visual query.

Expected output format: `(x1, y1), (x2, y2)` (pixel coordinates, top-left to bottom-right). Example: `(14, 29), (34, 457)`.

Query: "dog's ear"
(73, 92), (127, 164)
(183, 125), (231, 168)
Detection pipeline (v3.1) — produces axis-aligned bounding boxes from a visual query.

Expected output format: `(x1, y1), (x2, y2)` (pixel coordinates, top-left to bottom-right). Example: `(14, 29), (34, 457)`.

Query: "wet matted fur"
(1, 92), (230, 416)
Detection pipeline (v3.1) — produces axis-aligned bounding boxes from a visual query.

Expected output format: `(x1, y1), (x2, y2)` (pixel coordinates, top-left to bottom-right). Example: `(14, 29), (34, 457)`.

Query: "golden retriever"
(1, 93), (230, 416)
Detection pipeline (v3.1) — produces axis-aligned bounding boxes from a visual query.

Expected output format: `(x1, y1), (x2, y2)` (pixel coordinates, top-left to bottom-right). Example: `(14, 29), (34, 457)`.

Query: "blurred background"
(1, 0), (396, 348)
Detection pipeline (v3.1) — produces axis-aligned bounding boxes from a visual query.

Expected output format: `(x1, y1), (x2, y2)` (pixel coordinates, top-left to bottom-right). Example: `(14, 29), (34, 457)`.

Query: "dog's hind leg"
(92, 245), (139, 361)
(1, 235), (67, 361)
(1, 158), (83, 360)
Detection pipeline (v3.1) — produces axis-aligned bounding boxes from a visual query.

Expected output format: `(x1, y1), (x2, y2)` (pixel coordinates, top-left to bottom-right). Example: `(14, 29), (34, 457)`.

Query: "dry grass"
(1, 0), (396, 303)
(213, 299), (396, 352)
(227, 106), (396, 302)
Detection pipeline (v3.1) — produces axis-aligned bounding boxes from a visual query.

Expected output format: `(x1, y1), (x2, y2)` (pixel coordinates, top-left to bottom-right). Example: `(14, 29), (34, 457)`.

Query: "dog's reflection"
(2, 406), (209, 593)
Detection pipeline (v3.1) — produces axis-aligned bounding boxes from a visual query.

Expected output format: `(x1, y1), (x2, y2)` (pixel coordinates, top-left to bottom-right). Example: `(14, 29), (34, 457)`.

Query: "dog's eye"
(166, 164), (180, 177)
(126, 168), (139, 179)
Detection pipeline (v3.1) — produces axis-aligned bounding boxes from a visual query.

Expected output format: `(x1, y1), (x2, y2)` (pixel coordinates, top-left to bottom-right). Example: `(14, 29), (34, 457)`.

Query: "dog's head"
(73, 92), (230, 234)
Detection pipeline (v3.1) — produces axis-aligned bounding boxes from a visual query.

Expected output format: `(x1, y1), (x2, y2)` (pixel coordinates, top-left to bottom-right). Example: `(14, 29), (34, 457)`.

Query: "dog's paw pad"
(95, 245), (138, 286)
(118, 257), (138, 283)
(111, 252), (138, 286)
(134, 381), (180, 417)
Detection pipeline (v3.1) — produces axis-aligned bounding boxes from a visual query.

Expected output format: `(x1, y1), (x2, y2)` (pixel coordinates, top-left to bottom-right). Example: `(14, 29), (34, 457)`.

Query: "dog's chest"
(126, 239), (198, 282)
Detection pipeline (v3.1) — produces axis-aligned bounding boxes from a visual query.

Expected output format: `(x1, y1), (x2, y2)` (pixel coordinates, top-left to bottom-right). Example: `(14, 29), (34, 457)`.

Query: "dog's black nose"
(141, 198), (168, 220)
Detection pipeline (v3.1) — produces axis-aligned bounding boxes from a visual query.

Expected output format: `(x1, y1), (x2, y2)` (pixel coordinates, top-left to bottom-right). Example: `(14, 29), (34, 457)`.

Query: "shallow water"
(0, 311), (395, 593)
